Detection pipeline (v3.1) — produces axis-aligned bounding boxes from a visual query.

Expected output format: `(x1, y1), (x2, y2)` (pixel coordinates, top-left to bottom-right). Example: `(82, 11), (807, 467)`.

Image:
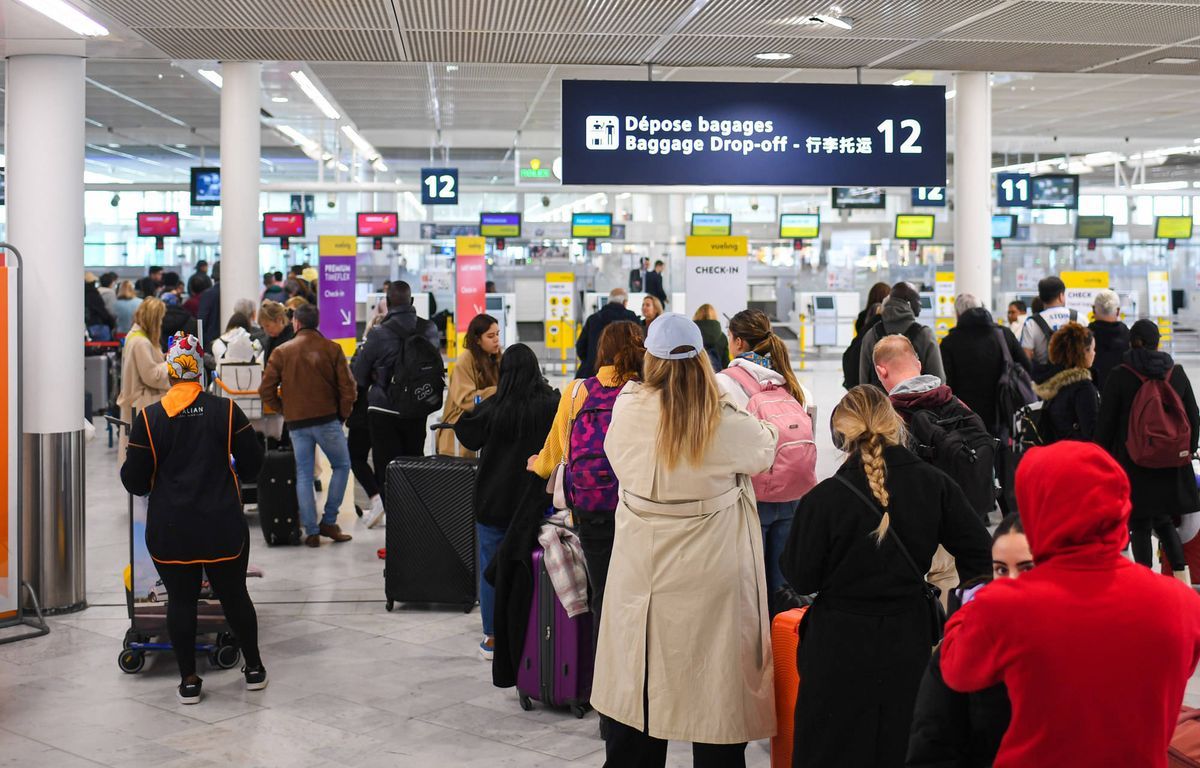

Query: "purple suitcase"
(516, 547), (594, 718)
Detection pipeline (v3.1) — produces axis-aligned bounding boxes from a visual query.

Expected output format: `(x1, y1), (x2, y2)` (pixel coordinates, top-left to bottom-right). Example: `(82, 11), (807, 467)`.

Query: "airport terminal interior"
(11, 0), (1200, 766)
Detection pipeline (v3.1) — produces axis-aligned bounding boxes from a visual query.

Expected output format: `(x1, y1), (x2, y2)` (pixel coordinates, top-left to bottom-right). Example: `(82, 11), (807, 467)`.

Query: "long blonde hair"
(831, 385), (906, 543)
(133, 297), (165, 350)
(643, 353), (721, 469)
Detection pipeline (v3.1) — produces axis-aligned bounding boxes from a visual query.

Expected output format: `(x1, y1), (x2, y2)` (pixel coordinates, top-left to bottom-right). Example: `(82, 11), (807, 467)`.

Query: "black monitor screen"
(190, 167), (221, 207)
(1031, 174), (1079, 209)
(831, 187), (886, 209)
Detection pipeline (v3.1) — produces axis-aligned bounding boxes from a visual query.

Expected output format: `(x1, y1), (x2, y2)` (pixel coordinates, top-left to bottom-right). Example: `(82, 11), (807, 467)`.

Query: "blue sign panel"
(562, 80), (946, 186)
(996, 172), (1031, 208)
(420, 167), (458, 205)
(911, 187), (946, 207)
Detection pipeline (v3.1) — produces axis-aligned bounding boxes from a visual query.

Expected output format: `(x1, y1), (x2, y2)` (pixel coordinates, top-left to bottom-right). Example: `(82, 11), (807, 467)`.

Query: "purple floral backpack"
(563, 377), (622, 513)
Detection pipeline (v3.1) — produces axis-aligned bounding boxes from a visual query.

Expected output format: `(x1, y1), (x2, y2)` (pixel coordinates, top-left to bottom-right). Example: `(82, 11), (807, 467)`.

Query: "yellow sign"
(1156, 216), (1193, 240)
(456, 236), (486, 257)
(318, 235), (356, 257)
(685, 235), (749, 257)
(1062, 271), (1108, 289)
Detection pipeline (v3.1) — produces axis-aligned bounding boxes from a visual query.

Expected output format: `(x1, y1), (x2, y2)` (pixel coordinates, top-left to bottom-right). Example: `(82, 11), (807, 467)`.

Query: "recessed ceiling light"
(107, 142), (119, 148)
(271, 96), (289, 103)
(1154, 57), (1199, 65)
(892, 79), (914, 86)
(174, 143), (186, 148)
(157, 73), (163, 80)
(446, 64), (459, 72)
(755, 52), (793, 61)
(197, 68), (223, 88)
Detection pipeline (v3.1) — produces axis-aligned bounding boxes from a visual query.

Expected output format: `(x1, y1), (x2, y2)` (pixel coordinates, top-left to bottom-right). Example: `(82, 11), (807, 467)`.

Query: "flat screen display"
(780, 213), (820, 239)
(571, 212), (613, 238)
(190, 167), (221, 206)
(480, 212), (521, 238)
(357, 212), (399, 237)
(262, 212), (305, 238)
(1156, 216), (1193, 240)
(991, 214), (1017, 239)
(137, 212), (179, 237)
(1031, 174), (1079, 209)
(831, 187), (886, 209)
(1075, 215), (1114, 239)
(895, 214), (935, 240)
(691, 213), (732, 236)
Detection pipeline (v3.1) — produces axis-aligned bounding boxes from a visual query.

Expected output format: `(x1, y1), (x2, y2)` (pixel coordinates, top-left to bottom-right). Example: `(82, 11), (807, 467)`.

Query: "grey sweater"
(858, 297), (946, 389)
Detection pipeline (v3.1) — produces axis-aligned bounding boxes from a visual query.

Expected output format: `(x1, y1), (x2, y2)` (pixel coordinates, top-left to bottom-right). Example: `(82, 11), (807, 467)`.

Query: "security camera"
(326, 193), (336, 209)
(110, 193), (120, 207)
(541, 195), (550, 207)
(750, 200), (760, 212)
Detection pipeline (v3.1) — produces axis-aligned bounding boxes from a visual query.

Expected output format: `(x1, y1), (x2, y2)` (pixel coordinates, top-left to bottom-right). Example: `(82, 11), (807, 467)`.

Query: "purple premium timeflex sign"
(317, 235), (357, 356)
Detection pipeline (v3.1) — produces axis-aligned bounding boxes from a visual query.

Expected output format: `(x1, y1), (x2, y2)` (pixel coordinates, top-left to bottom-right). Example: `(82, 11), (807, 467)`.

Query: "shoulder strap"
(1030, 313), (1052, 339)
(564, 379), (587, 464)
(1069, 309), (1078, 322)
(903, 322), (925, 347)
(723, 363), (761, 396)
(1121, 363), (1148, 384)
(995, 327), (1013, 365)
(834, 474), (928, 587)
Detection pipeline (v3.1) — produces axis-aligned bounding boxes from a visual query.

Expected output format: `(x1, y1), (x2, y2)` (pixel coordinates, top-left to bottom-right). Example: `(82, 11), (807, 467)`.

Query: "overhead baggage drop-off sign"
(561, 80), (946, 186)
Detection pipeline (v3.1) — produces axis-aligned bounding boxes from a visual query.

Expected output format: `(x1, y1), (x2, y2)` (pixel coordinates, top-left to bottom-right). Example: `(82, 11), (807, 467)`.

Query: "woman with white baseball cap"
(591, 313), (780, 766)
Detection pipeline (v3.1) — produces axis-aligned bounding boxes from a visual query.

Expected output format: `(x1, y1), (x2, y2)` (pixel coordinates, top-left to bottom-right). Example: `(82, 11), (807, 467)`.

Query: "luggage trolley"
(107, 416), (243, 674)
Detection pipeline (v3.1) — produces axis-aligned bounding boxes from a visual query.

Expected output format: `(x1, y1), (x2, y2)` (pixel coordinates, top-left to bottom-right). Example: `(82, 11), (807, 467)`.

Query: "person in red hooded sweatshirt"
(940, 440), (1200, 768)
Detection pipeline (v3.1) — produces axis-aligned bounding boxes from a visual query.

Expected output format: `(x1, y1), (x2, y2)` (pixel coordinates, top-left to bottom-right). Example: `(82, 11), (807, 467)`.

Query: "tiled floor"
(3, 355), (1198, 767)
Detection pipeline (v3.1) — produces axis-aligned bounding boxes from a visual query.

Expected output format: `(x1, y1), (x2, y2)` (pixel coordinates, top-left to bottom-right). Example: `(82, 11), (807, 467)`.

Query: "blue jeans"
(290, 420), (352, 536)
(477, 523), (507, 637)
(758, 500), (799, 595)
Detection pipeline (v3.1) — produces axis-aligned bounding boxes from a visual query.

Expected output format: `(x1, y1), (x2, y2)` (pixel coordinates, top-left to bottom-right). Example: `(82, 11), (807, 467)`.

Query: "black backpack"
(381, 318), (445, 419)
(904, 401), (998, 521)
(994, 327), (1037, 432)
(842, 335), (863, 390)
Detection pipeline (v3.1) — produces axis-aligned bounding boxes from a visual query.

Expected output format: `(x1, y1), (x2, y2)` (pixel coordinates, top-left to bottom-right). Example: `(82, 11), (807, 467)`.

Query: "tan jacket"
(437, 350), (497, 457)
(592, 383), (779, 743)
(116, 327), (170, 460)
(259, 328), (357, 426)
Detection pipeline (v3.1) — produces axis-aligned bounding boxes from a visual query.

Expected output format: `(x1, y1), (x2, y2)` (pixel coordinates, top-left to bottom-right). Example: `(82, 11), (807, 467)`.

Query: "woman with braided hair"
(780, 385), (991, 767)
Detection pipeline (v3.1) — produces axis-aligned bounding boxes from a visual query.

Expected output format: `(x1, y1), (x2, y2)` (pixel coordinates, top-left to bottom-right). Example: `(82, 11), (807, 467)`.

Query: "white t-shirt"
(1020, 305), (1075, 364)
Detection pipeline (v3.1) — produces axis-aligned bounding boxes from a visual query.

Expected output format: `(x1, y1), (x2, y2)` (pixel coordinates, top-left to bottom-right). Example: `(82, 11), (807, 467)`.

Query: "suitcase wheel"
(518, 694), (533, 712)
(288, 529), (302, 546)
(571, 704), (589, 719)
(385, 599), (395, 612)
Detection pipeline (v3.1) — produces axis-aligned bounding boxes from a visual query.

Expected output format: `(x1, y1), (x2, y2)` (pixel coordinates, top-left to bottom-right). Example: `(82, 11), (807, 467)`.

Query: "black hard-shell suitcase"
(383, 455), (477, 611)
(257, 448), (302, 546)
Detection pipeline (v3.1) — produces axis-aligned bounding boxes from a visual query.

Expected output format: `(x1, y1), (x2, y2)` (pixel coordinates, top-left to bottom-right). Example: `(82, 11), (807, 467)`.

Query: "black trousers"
(1131, 517), (1187, 571)
(347, 422), (380, 499)
(368, 411), (427, 505)
(575, 510), (615, 647)
(153, 528), (262, 680)
(603, 718), (747, 768)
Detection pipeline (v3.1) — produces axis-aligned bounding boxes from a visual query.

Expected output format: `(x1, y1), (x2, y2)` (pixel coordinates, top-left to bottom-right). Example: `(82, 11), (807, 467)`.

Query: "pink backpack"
(724, 365), (818, 503)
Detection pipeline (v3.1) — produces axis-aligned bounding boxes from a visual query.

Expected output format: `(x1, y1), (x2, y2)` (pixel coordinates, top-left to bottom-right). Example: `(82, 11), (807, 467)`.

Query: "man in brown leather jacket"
(260, 303), (357, 546)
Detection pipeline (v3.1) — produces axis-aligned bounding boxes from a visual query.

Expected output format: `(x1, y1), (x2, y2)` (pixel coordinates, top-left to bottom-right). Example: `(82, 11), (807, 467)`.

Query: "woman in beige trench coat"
(592, 313), (779, 766)
(116, 297), (170, 461)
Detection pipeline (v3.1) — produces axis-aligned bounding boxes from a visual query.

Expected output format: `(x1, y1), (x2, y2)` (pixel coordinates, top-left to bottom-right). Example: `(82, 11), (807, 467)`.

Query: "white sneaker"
(363, 496), (385, 529)
(478, 635), (494, 661)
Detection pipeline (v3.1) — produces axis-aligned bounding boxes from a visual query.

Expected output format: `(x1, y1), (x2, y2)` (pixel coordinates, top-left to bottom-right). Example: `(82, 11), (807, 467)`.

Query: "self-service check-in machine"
(485, 292), (518, 347)
(916, 293), (935, 329)
(810, 295), (838, 347)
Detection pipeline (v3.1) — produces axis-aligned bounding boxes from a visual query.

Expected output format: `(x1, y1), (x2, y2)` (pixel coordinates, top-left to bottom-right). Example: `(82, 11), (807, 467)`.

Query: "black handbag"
(835, 475), (948, 643)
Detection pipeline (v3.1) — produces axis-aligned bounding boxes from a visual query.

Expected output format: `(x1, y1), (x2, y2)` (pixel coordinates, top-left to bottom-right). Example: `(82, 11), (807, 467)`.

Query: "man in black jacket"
(351, 281), (442, 496)
(940, 294), (1029, 436)
(629, 257), (649, 292)
(644, 259), (668, 305)
(575, 288), (638, 378)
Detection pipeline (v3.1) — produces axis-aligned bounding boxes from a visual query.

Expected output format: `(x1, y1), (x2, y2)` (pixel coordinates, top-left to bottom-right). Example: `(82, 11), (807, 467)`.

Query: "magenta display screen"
(137, 212), (179, 237)
(357, 212), (399, 237)
(263, 212), (305, 238)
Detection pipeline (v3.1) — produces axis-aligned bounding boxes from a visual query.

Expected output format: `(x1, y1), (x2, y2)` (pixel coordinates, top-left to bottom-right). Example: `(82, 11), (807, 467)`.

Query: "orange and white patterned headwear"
(165, 333), (204, 381)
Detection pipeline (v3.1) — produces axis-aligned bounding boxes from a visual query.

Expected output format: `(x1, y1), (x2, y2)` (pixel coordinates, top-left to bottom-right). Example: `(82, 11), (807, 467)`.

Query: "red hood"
(1015, 441), (1131, 566)
(889, 384), (955, 412)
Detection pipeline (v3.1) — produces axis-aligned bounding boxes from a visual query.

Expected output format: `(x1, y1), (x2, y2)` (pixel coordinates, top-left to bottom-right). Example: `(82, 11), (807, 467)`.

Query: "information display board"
(480, 213), (521, 238)
(895, 214), (935, 240)
(1075, 215), (1113, 240)
(318, 236), (357, 357)
(137, 212), (179, 237)
(455, 236), (487, 330)
(1156, 216), (1193, 240)
(911, 187), (946, 207)
(832, 187), (886, 209)
(263, 212), (305, 238)
(190, 167), (220, 207)
(571, 213), (612, 238)
(357, 212), (398, 237)
(991, 214), (1017, 239)
(544, 272), (576, 350)
(691, 213), (732, 236)
(1031, 174), (1079, 209)
(780, 213), (820, 239)
(420, 167), (458, 205)
(684, 236), (748, 330)
(562, 80), (947, 186)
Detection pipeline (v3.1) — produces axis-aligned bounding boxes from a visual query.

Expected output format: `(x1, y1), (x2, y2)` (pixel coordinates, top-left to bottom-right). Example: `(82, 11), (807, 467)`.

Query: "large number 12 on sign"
(420, 167), (458, 205)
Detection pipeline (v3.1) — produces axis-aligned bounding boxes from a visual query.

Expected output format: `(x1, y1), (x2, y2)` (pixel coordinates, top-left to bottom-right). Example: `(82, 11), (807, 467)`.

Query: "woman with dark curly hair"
(1034, 322), (1100, 442)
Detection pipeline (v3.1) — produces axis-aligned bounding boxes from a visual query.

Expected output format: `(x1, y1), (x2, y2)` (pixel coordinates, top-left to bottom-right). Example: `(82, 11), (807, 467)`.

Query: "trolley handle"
(105, 415), (132, 435)
(212, 376), (260, 397)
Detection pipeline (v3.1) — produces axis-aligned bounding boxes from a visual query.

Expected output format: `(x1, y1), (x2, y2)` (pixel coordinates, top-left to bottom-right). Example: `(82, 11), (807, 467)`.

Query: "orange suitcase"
(771, 607), (808, 768)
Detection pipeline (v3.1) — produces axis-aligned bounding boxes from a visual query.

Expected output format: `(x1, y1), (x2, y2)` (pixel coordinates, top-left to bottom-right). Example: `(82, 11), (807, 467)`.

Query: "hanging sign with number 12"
(420, 167), (458, 205)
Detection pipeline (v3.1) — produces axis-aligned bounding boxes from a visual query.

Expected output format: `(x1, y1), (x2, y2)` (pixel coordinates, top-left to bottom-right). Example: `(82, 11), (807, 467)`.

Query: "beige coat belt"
(619, 485), (743, 518)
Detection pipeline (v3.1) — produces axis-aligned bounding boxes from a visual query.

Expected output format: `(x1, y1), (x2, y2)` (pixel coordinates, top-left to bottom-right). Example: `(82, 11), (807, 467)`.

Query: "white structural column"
(953, 71), (993, 309)
(219, 61), (262, 330)
(9, 54), (88, 611)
